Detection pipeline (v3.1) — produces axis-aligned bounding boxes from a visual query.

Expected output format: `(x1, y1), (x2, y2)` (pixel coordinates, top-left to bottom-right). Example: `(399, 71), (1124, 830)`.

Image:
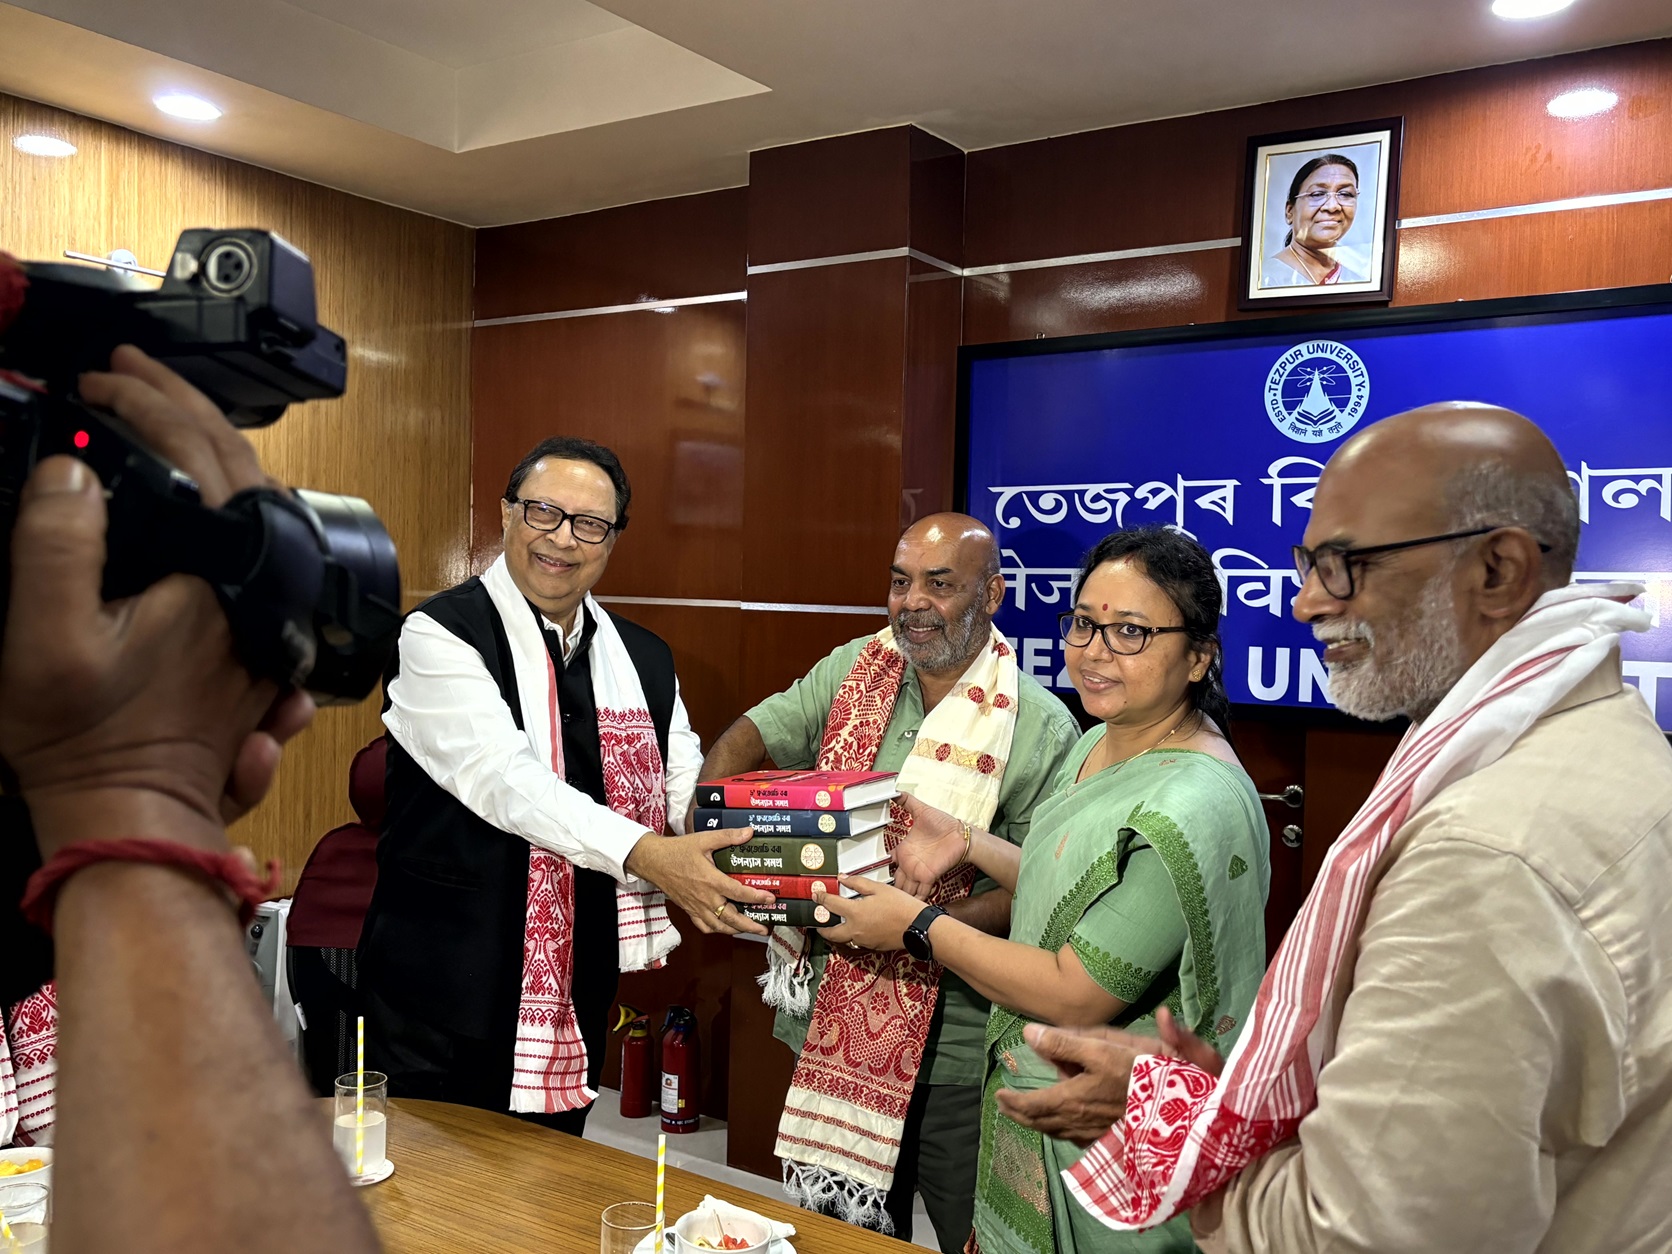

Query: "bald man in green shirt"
(697, 514), (1078, 1251)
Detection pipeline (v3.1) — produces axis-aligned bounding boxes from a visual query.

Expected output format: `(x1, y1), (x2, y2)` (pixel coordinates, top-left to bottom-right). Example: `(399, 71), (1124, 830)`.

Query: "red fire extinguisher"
(659, 1005), (700, 1134)
(616, 1004), (653, 1119)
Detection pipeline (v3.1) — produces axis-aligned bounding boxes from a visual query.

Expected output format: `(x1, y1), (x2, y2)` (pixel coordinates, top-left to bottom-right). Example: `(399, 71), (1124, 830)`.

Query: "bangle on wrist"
(21, 839), (280, 933)
(958, 820), (972, 865)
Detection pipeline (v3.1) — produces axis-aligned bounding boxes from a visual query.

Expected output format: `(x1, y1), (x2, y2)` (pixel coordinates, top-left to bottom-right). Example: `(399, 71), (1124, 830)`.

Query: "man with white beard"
(695, 514), (1077, 1250)
(993, 404), (1672, 1254)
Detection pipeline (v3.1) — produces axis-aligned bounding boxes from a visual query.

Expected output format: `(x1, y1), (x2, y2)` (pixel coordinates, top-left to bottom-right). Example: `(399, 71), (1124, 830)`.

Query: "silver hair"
(1443, 461), (1580, 583)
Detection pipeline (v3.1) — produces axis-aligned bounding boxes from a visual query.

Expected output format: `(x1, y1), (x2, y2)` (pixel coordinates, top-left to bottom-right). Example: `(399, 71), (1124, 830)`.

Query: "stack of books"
(694, 769), (899, 928)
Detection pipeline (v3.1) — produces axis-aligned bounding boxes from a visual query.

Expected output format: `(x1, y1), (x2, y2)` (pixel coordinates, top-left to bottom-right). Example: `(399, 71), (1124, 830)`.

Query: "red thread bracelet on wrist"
(20, 839), (282, 933)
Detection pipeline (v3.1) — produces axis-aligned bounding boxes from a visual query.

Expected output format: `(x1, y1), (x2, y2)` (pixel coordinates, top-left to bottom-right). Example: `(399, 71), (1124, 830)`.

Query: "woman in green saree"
(820, 528), (1270, 1254)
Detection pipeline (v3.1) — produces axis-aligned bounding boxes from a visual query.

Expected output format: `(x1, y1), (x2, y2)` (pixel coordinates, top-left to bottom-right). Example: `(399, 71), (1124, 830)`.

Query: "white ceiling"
(0, 0), (1668, 228)
(283, 0), (631, 71)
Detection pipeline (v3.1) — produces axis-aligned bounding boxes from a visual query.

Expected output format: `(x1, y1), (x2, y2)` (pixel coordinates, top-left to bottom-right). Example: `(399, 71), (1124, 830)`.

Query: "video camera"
(0, 228), (401, 698)
(0, 230), (402, 1003)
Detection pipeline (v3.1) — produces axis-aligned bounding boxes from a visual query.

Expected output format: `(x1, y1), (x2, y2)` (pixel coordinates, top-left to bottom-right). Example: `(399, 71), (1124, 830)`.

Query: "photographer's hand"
(0, 346), (373, 1254)
(0, 346), (312, 856)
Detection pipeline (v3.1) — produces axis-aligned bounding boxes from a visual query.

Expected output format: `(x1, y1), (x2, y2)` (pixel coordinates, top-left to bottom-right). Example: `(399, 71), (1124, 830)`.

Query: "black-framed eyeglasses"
(509, 498), (617, 544)
(1058, 612), (1190, 656)
(1293, 526), (1552, 601)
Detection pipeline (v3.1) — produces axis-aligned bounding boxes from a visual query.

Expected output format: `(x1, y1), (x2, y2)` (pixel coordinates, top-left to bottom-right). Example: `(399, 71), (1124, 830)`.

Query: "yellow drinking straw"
(355, 1014), (366, 1177)
(655, 1133), (666, 1254)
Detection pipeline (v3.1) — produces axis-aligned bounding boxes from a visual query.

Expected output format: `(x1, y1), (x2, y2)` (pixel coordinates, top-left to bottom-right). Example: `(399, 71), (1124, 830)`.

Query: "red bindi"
(1102, 603), (1108, 611)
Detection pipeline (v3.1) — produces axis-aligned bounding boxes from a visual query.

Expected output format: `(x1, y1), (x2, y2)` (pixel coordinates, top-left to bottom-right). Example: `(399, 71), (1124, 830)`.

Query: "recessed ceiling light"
(1548, 87), (1619, 118)
(153, 92), (222, 122)
(1491, 0), (1577, 18)
(12, 134), (77, 158)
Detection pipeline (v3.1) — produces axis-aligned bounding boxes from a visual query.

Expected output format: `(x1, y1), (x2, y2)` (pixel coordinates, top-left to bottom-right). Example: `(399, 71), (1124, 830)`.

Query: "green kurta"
(975, 734), (1271, 1254)
(748, 634), (1080, 1085)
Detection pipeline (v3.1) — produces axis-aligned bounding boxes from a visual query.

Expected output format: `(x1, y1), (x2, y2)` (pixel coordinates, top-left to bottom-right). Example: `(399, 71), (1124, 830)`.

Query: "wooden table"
(356, 1100), (910, 1254)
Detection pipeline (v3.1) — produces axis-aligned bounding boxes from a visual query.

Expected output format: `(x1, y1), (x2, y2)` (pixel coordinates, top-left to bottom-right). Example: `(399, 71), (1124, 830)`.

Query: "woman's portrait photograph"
(1241, 119), (1402, 308)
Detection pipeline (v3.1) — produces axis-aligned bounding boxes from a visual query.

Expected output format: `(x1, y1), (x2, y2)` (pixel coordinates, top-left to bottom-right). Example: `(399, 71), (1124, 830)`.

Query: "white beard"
(1320, 567), (1466, 724)
(894, 597), (985, 672)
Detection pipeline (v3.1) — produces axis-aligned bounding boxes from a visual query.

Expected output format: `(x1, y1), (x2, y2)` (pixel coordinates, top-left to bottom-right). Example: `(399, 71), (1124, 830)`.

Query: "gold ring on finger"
(714, 902), (728, 918)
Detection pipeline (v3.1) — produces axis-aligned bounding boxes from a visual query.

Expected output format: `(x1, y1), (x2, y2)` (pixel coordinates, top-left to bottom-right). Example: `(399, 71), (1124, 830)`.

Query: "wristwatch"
(902, 904), (947, 963)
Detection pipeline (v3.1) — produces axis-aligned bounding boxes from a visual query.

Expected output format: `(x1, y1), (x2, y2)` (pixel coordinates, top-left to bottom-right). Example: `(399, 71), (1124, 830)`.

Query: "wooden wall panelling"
(471, 301), (747, 582)
(2, 93), (474, 890)
(1393, 200), (1672, 307)
(1301, 726), (1402, 888)
(902, 268), (963, 522)
(901, 135), (966, 525)
(1386, 40), (1672, 222)
(1224, 716), (1309, 959)
(726, 938), (798, 1179)
(746, 128), (913, 266)
(475, 188), (748, 322)
(962, 108), (1248, 269)
(962, 248), (1242, 345)
(907, 128), (966, 269)
(596, 603), (744, 748)
(740, 262), (909, 608)
(738, 610), (891, 715)
(963, 40), (1672, 274)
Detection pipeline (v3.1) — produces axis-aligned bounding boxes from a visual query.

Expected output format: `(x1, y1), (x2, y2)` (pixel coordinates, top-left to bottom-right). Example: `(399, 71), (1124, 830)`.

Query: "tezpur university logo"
(1264, 340), (1370, 444)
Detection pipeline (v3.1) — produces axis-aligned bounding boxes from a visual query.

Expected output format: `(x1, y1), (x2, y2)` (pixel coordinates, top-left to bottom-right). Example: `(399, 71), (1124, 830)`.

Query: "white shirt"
(382, 608), (702, 886)
(542, 609), (583, 665)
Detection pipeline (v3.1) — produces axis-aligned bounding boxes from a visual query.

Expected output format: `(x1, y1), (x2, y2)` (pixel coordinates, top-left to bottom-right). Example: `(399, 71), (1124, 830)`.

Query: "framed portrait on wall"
(1240, 118), (1403, 309)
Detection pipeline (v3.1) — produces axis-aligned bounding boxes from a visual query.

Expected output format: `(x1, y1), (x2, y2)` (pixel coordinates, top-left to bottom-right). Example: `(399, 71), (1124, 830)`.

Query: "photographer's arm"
(41, 798), (377, 1254)
(0, 349), (378, 1254)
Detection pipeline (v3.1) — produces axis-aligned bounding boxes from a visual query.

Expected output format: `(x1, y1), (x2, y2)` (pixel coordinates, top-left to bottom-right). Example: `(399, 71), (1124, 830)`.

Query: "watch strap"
(905, 904), (947, 962)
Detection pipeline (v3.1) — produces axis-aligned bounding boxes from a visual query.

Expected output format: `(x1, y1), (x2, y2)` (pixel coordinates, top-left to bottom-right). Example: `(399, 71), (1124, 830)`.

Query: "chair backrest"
(288, 736), (385, 1093)
(287, 737), (385, 951)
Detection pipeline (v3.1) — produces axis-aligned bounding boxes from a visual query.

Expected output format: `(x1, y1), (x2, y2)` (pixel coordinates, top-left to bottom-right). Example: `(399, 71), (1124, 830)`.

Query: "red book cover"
(727, 865), (888, 900)
(695, 769), (898, 811)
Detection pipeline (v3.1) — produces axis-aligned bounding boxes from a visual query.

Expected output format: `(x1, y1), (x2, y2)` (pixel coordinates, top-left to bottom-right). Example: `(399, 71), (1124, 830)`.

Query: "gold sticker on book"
(813, 905), (831, 924)
(818, 814), (836, 833)
(801, 845), (825, 870)
(815, 789), (832, 808)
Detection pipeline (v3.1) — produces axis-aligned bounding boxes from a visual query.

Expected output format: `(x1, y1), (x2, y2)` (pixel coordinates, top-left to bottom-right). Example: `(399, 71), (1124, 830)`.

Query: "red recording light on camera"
(73, 429), (90, 449)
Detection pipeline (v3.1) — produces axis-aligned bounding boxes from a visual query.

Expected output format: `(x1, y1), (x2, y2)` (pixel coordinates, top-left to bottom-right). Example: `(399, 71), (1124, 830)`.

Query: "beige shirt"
(1199, 652), (1672, 1254)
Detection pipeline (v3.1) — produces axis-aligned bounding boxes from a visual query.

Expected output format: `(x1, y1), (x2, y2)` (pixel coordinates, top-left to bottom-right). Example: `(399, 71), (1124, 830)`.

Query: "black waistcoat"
(358, 579), (675, 1040)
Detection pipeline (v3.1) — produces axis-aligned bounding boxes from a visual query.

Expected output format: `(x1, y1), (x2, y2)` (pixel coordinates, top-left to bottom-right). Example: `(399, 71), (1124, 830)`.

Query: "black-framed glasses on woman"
(1058, 612), (1190, 656)
(1293, 526), (1552, 601)
(509, 498), (617, 544)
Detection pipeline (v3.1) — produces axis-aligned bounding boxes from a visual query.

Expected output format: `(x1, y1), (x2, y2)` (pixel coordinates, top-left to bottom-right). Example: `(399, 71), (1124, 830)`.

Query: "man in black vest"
(359, 437), (772, 1133)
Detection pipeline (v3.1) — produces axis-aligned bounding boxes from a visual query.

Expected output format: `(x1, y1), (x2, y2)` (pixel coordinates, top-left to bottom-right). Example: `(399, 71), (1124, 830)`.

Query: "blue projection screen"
(963, 293), (1672, 728)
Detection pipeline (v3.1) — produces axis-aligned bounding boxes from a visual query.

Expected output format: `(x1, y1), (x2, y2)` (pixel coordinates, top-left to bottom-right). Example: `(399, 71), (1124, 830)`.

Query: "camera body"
(0, 228), (401, 698)
(0, 230), (403, 1002)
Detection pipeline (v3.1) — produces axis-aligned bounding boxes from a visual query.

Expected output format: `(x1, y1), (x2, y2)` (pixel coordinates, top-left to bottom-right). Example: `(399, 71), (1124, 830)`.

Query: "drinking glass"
(333, 1070), (390, 1180)
(600, 1201), (658, 1254)
(0, 1181), (49, 1250)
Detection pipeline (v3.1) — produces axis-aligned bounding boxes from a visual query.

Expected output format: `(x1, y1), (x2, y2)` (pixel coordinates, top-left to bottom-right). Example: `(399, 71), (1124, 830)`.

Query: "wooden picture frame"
(1239, 118), (1403, 310)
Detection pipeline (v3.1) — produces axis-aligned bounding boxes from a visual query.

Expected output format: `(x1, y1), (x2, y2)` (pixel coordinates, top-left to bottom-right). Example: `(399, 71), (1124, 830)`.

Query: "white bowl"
(672, 1207), (771, 1254)
(0, 1146), (50, 1190)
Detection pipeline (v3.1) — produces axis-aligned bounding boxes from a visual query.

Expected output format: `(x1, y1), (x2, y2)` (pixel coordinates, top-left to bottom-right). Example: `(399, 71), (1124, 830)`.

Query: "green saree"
(973, 732), (1270, 1254)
